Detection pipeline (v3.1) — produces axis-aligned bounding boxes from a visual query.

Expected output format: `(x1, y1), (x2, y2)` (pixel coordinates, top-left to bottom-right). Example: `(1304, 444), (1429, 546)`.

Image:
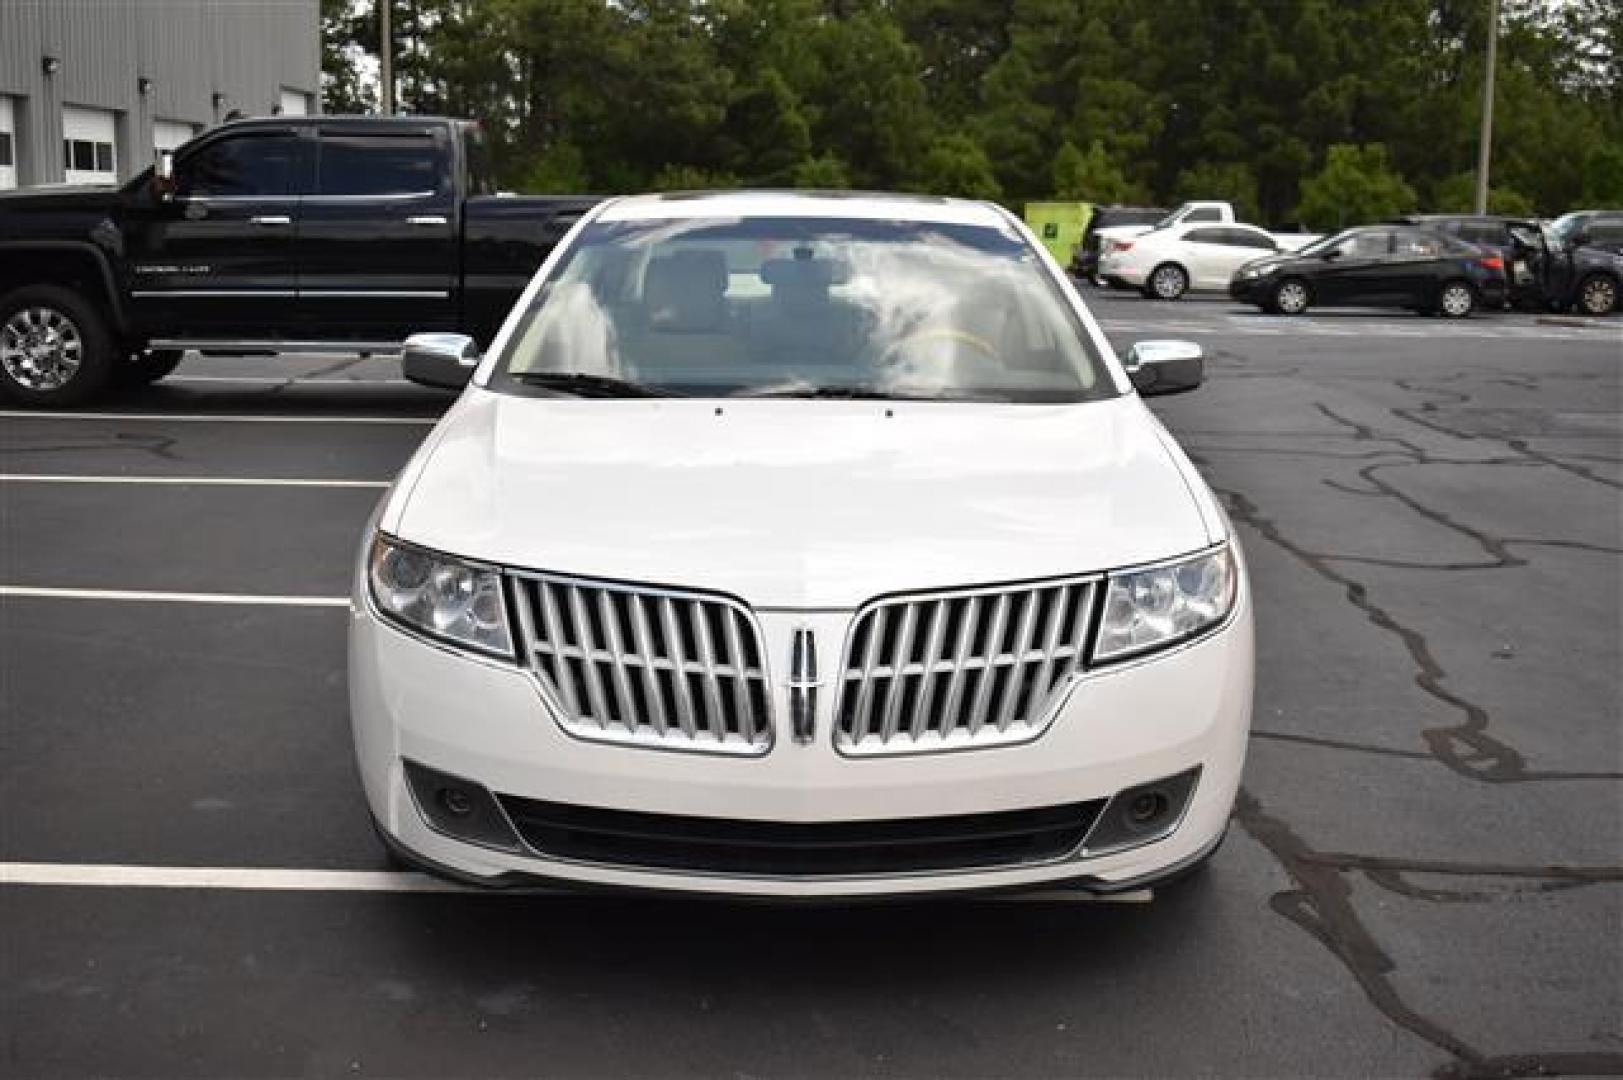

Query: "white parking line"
(0, 410), (437, 425)
(0, 586), (348, 607)
(0, 861), (1153, 902)
(0, 473), (388, 489)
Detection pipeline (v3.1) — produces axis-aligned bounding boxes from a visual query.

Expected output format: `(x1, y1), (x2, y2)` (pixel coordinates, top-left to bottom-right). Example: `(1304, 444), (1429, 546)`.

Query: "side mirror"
(1125, 339), (1203, 397)
(152, 150), (176, 201)
(402, 332), (479, 390)
(1321, 248), (1342, 261)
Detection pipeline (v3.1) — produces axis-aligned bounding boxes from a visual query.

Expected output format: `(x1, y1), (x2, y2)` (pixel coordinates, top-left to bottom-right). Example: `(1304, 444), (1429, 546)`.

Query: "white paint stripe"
(0, 410), (437, 425)
(0, 473), (388, 489)
(0, 861), (1153, 902)
(0, 586), (348, 607)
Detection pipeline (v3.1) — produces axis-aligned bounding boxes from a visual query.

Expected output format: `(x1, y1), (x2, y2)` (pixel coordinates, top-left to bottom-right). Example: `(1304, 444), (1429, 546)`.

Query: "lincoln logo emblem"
(787, 627), (818, 745)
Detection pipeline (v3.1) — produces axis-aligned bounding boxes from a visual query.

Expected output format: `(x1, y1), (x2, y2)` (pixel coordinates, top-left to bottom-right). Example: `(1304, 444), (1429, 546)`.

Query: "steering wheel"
(879, 327), (1002, 368)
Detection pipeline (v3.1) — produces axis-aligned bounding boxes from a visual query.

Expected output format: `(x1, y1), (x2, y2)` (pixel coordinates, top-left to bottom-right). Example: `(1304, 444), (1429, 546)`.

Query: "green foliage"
(1052, 140), (1137, 204)
(1295, 144), (1419, 231)
(1431, 172), (1536, 216)
(792, 153), (851, 189)
(920, 134), (1003, 200)
(322, 0), (1622, 219)
(649, 165), (741, 192)
(1172, 163), (1261, 224)
(1581, 144), (1623, 204)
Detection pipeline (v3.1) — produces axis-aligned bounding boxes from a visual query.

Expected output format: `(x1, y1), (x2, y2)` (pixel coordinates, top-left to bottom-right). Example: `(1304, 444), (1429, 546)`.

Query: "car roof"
(595, 189), (1010, 227)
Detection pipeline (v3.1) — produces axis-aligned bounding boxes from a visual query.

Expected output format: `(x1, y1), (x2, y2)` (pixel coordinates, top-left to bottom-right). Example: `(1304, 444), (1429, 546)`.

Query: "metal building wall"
(0, 0), (319, 186)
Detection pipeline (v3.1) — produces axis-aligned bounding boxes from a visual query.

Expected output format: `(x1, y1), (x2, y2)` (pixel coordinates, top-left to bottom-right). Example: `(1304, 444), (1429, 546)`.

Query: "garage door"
(0, 97), (16, 190)
(62, 104), (117, 185)
(153, 119), (199, 156)
(278, 89), (310, 117)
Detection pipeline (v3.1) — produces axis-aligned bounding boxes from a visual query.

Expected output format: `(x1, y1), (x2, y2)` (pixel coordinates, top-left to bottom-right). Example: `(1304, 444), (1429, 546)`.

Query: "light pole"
(1473, 0), (1500, 214)
(379, 0), (394, 115)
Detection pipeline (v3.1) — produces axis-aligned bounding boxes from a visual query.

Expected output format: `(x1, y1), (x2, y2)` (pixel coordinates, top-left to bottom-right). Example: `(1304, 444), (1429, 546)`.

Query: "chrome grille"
(512, 573), (772, 755)
(835, 578), (1097, 755)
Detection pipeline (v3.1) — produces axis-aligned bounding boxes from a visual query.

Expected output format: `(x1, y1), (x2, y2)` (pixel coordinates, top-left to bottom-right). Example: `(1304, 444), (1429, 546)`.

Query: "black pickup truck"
(0, 116), (597, 404)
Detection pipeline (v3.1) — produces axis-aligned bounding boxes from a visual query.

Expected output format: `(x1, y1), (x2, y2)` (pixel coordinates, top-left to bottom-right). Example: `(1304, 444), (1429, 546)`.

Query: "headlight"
(1093, 545), (1237, 663)
(368, 534), (514, 658)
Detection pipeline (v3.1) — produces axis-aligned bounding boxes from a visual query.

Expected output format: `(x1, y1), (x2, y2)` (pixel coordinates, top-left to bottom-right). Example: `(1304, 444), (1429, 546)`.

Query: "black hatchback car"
(1229, 225), (1508, 316)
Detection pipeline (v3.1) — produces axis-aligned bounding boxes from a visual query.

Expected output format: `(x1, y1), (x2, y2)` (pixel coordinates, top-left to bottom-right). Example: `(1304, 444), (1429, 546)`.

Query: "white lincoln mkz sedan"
(350, 191), (1253, 898)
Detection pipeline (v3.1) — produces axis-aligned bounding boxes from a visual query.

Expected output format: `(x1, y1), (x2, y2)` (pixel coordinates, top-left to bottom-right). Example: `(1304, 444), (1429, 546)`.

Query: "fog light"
(1082, 767), (1201, 856)
(402, 759), (523, 853)
(439, 787), (474, 817)
(1128, 791), (1169, 825)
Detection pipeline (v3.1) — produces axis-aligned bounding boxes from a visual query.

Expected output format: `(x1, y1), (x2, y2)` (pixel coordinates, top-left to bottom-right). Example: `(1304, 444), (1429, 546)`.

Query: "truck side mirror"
(402, 332), (479, 390)
(153, 150), (176, 201)
(1125, 340), (1204, 397)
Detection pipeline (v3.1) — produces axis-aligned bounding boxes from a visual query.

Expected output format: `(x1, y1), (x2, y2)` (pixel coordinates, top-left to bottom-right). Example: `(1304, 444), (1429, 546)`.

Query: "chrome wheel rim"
(1276, 282), (1307, 313)
(1152, 266), (1185, 299)
(1582, 278), (1616, 314)
(1441, 285), (1472, 316)
(1, 306), (84, 391)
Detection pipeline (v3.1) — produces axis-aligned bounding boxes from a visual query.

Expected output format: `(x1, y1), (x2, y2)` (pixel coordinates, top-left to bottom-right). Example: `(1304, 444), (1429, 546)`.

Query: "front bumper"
(1229, 275), (1273, 304)
(350, 582), (1253, 898)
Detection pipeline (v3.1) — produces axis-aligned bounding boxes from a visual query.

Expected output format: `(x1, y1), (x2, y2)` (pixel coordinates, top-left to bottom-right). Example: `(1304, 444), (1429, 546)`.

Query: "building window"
(64, 138), (114, 173)
(0, 132), (13, 168)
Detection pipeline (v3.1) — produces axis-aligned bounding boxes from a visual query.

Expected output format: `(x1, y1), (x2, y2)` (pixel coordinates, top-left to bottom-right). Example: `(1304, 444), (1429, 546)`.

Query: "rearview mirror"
(1125, 339), (1203, 397)
(402, 332), (479, 390)
(152, 150), (175, 201)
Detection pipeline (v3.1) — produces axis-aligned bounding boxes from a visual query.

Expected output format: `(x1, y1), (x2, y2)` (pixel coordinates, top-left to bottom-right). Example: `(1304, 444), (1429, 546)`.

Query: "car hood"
(1236, 252), (1299, 274)
(391, 391), (1217, 609)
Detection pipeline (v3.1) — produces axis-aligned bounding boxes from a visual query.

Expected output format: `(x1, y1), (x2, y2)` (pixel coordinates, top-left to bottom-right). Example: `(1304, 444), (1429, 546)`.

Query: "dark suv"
(1394, 213), (1620, 316)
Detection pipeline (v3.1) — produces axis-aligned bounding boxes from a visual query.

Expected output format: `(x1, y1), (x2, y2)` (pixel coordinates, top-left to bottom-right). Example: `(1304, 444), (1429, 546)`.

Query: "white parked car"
(350, 191), (1254, 898)
(1099, 222), (1285, 299)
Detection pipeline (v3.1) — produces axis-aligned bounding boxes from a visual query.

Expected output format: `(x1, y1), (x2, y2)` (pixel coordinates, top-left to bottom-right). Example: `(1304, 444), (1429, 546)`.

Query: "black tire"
(0, 284), (117, 406)
(1267, 277), (1310, 315)
(119, 348), (185, 387)
(1576, 273), (1619, 316)
(1144, 263), (1189, 301)
(1436, 280), (1476, 319)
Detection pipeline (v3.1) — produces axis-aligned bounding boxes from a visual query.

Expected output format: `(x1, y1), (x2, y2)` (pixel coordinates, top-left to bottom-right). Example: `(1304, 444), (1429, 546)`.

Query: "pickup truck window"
(1185, 207), (1222, 223)
(492, 216), (1117, 404)
(317, 133), (441, 196)
(176, 132), (300, 198)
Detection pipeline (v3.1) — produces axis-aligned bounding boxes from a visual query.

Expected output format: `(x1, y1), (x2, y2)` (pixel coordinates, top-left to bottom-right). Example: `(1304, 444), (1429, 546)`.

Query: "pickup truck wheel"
(1577, 273), (1618, 316)
(1437, 281), (1476, 318)
(120, 348), (185, 387)
(0, 285), (115, 406)
(1146, 263), (1189, 300)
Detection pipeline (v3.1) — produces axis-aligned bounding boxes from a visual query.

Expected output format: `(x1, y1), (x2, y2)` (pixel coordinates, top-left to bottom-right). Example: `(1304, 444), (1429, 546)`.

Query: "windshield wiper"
(740, 381), (1006, 402)
(735, 382), (896, 399)
(510, 371), (676, 398)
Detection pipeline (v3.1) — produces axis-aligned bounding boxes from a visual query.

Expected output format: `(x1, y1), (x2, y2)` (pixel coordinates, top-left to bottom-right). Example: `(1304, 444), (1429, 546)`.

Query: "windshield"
(1295, 229), (1360, 256)
(1548, 213), (1583, 244)
(490, 215), (1116, 403)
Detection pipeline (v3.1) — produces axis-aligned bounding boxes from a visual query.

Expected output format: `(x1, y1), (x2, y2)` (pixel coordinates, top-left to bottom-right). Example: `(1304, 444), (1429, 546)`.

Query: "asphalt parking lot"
(2, 292), (1619, 1078)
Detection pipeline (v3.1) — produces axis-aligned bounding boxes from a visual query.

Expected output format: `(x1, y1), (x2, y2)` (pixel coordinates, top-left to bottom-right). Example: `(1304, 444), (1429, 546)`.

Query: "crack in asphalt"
(1218, 484), (1621, 785)
(1235, 792), (1623, 1079)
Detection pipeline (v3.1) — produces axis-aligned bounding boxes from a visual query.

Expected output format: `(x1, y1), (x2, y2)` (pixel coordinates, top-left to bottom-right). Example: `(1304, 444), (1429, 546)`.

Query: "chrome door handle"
(407, 215), (448, 226)
(250, 215), (291, 226)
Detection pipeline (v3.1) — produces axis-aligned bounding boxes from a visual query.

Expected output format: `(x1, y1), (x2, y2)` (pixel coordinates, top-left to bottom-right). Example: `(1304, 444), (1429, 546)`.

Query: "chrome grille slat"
(514, 572), (772, 755)
(836, 578), (1096, 756)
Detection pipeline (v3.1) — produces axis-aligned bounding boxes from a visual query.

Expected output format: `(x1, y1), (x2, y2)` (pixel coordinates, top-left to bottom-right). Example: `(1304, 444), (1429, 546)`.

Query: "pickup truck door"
(124, 126), (309, 336)
(296, 126), (456, 340)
